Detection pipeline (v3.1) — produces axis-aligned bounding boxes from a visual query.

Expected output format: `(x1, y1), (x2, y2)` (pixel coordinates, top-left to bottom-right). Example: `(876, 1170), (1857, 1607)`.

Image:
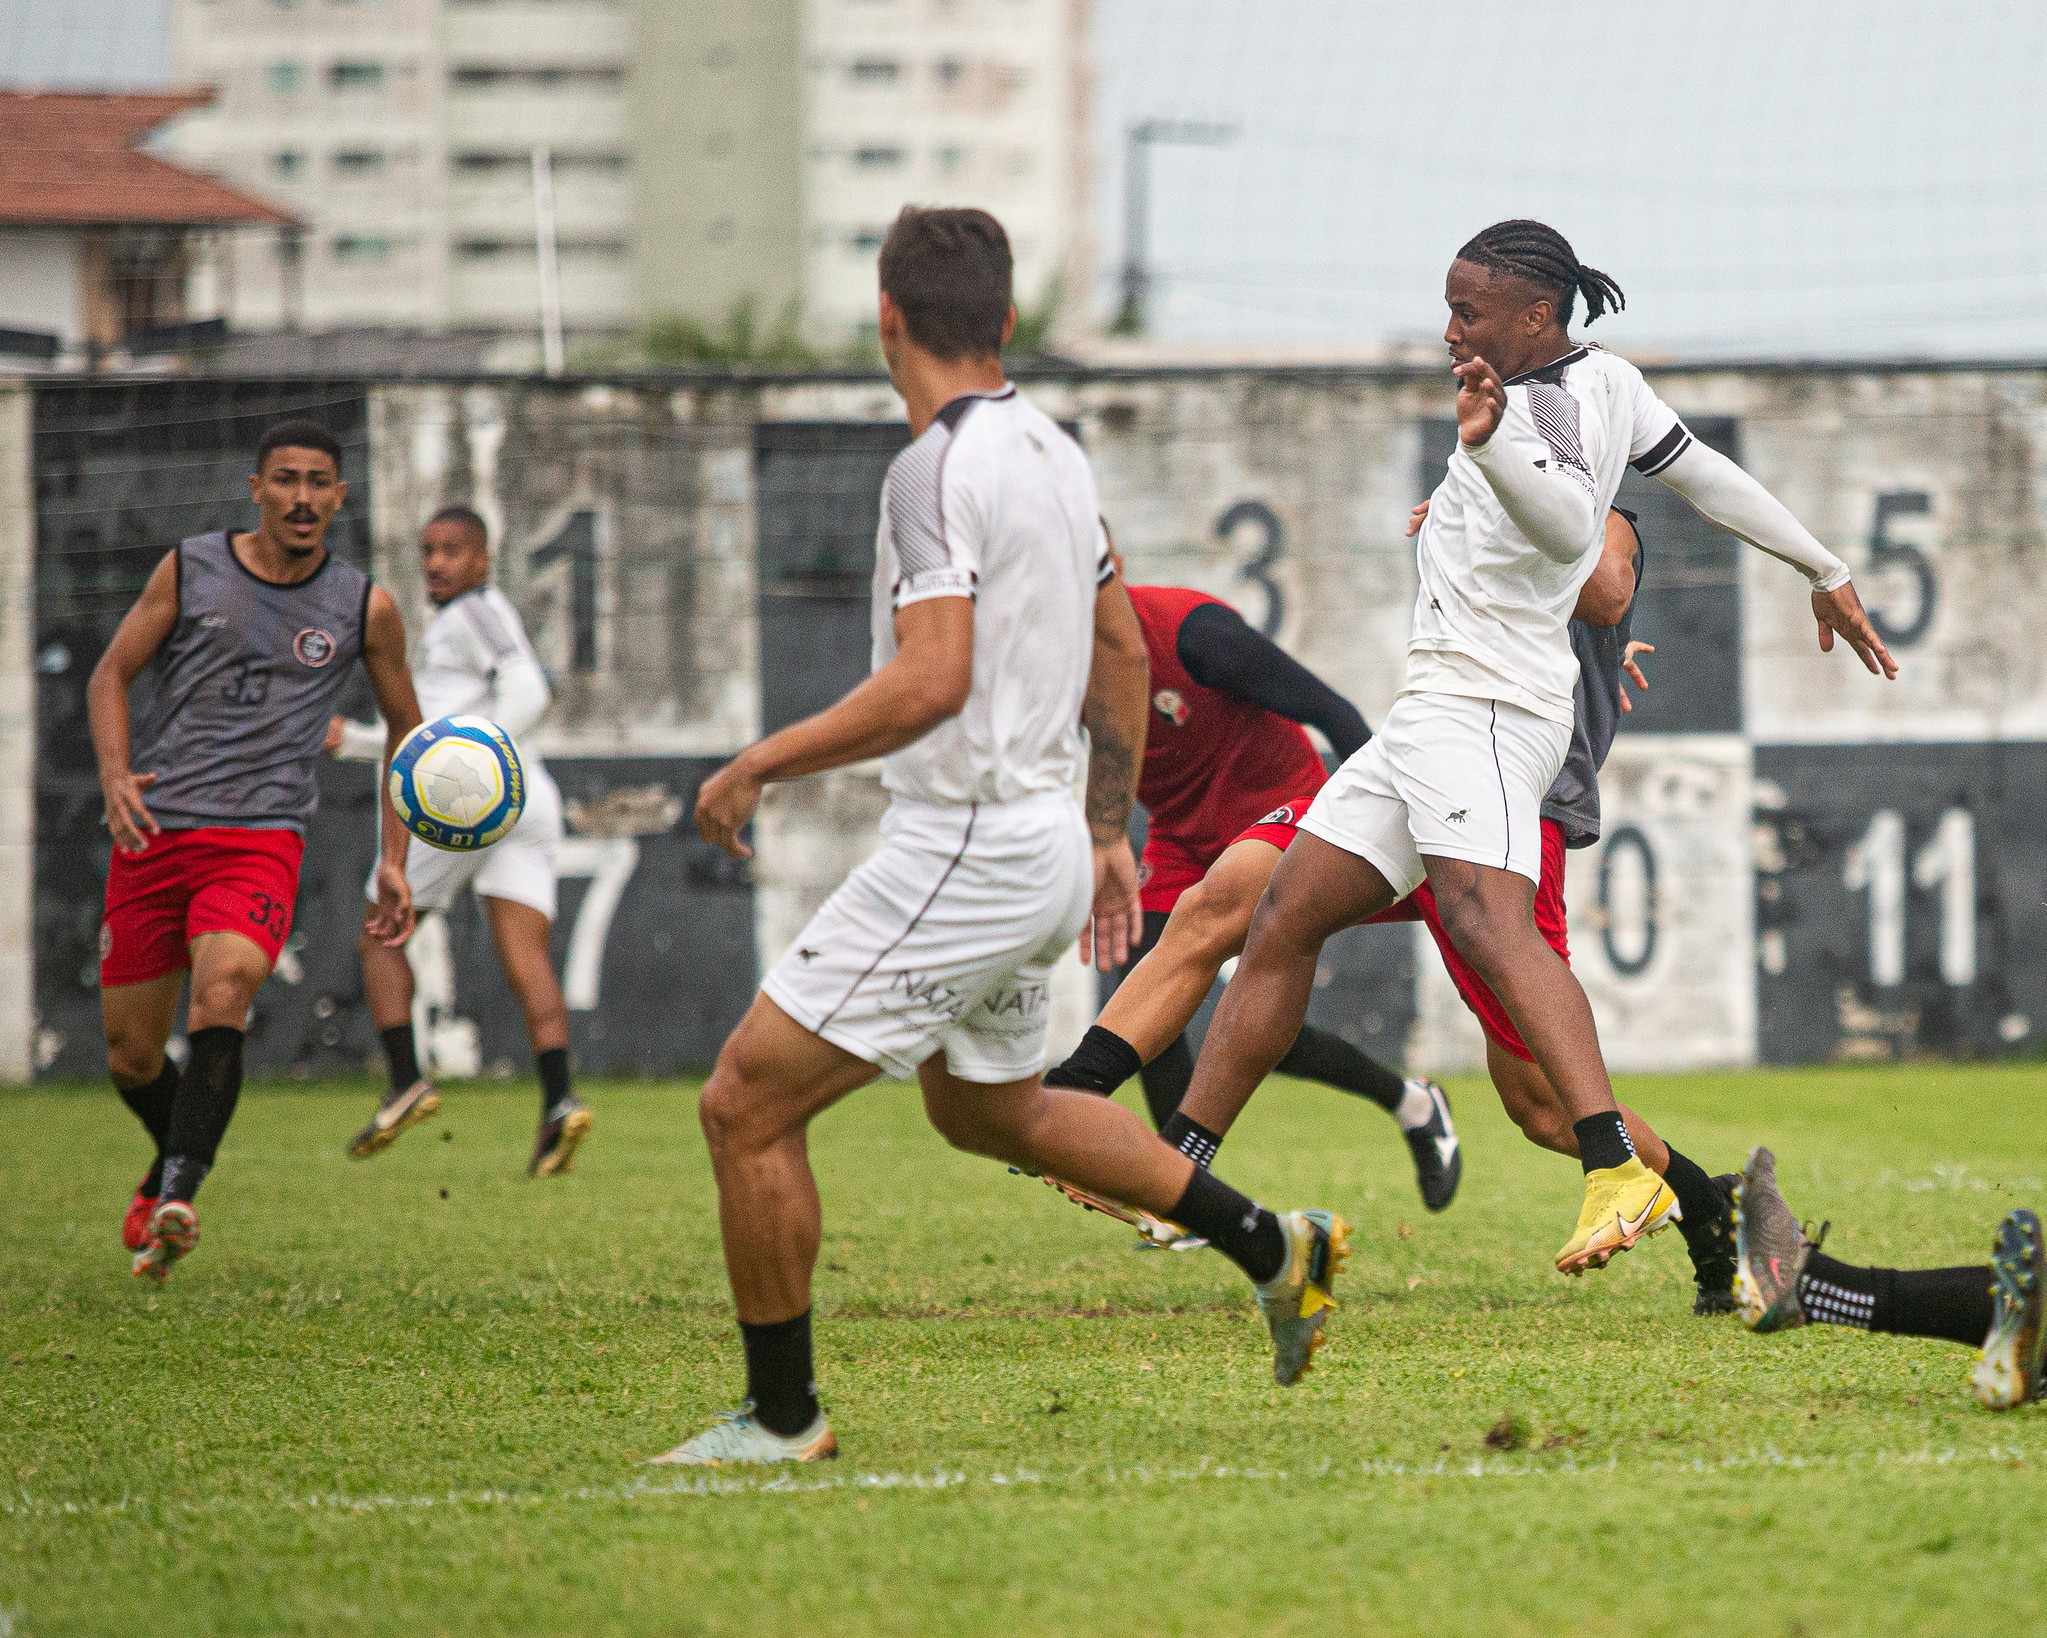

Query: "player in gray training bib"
(87, 418), (424, 1285)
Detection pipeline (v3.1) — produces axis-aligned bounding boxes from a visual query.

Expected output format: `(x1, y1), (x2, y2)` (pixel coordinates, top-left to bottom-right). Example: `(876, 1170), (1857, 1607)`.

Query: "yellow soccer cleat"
(1555, 1157), (1679, 1275)
(1254, 1209), (1350, 1384)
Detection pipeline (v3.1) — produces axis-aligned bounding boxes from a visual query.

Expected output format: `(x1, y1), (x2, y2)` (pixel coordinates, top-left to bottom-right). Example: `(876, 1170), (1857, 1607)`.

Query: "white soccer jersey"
(413, 585), (554, 780)
(1408, 344), (1690, 727)
(871, 385), (1112, 808)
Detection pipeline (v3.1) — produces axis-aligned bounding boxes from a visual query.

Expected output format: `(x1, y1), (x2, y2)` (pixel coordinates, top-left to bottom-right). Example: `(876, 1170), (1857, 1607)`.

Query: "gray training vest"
(129, 531), (371, 833)
(1541, 529), (1644, 849)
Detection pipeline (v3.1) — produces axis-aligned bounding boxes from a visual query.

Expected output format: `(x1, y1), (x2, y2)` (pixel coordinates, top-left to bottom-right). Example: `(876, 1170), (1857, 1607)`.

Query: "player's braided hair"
(1455, 220), (1625, 328)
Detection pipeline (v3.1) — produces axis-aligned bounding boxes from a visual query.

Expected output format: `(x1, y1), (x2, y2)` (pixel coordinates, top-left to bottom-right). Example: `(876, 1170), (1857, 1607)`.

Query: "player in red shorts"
(1046, 545), (1465, 1211)
(87, 419), (423, 1282)
(1052, 506), (1744, 1312)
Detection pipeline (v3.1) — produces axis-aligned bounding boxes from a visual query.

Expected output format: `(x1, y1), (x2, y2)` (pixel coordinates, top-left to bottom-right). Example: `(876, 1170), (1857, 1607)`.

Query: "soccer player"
(327, 506), (589, 1177)
(650, 207), (1348, 1467)
(1052, 508), (1743, 1312)
(1174, 219), (1895, 1279)
(1044, 556), (1466, 1211)
(90, 419), (422, 1282)
(1732, 1148), (2044, 1411)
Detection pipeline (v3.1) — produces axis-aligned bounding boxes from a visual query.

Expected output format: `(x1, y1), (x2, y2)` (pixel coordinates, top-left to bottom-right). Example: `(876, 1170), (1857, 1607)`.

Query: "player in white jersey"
(649, 207), (1349, 1467)
(328, 506), (590, 1177)
(1175, 218), (1898, 1279)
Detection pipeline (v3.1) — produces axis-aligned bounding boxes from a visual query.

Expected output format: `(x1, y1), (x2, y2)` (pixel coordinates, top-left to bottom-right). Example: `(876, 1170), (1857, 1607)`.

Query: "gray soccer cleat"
(1733, 1146), (1814, 1333)
(646, 1404), (838, 1467)
(347, 1079), (442, 1159)
(1254, 1208), (1350, 1385)
(1973, 1208), (2045, 1411)
(528, 1096), (592, 1178)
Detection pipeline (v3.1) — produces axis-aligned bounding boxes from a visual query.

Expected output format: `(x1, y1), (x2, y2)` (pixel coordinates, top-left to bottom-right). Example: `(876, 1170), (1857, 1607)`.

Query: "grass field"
(4, 1063), (2044, 1636)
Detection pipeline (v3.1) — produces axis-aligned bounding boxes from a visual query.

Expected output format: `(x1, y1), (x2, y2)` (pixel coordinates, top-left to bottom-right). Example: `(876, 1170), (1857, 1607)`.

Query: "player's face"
(1443, 260), (1553, 379)
(249, 448), (345, 556)
(419, 521), (490, 604)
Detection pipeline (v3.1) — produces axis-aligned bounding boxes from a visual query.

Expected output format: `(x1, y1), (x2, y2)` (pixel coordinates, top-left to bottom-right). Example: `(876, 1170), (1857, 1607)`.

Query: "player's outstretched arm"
(87, 549), (180, 854)
(361, 586), (424, 945)
(695, 596), (974, 860)
(1079, 573), (1149, 970)
(1652, 439), (1897, 679)
(1174, 601), (1369, 760)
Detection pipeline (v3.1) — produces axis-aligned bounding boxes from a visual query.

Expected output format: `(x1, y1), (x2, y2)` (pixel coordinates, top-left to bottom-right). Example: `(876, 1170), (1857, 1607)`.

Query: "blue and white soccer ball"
(389, 715), (526, 852)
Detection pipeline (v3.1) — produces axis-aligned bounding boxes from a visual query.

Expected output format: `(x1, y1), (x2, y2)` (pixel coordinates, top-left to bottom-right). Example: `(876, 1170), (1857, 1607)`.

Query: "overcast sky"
(9, 0), (2042, 361)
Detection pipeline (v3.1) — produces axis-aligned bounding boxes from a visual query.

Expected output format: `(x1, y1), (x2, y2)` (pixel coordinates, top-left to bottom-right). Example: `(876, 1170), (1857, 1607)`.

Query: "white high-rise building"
(168, 0), (631, 336)
(166, 0), (1091, 348)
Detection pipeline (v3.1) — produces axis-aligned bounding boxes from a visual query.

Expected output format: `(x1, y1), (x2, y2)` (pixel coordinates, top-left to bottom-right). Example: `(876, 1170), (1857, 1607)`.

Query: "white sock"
(1394, 1078), (1437, 1131)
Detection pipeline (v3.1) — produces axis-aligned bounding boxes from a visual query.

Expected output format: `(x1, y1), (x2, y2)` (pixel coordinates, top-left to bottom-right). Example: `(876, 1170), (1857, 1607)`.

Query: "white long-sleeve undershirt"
(1465, 428), (1600, 567)
(334, 654), (552, 763)
(1652, 439), (1850, 591)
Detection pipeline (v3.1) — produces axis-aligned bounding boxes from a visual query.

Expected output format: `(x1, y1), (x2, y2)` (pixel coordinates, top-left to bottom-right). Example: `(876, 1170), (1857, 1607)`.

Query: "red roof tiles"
(0, 91), (294, 228)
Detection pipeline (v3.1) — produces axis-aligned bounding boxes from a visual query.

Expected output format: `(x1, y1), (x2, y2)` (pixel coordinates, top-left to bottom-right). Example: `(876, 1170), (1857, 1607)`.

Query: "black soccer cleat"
(1400, 1078), (1462, 1213)
(1682, 1171), (1740, 1316)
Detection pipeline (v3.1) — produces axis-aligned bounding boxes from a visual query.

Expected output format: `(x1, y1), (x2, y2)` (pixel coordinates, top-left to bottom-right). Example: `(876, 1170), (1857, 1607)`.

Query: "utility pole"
(1113, 120), (1234, 337)
(532, 145), (565, 376)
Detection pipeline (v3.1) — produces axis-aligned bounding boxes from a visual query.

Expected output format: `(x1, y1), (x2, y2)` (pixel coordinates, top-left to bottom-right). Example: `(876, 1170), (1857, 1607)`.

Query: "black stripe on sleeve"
(1631, 422), (1693, 476)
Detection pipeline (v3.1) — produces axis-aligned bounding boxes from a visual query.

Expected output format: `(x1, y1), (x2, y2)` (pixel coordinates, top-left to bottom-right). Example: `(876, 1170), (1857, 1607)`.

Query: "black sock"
(537, 1046), (571, 1117)
(159, 1026), (243, 1204)
(1167, 1167), (1286, 1284)
(1160, 1109), (1222, 1170)
(1044, 1024), (1142, 1096)
(1801, 1253), (1994, 1347)
(1136, 1034), (1194, 1130)
(1573, 1111), (1636, 1173)
(1274, 1023), (1406, 1114)
(116, 1060), (179, 1192)
(380, 1023), (421, 1095)
(740, 1310), (821, 1436)
(1661, 1146), (1724, 1252)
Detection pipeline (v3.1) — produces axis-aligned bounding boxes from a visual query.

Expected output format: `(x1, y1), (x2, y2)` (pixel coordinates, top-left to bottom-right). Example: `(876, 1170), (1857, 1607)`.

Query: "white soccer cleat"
(646, 1404), (839, 1467)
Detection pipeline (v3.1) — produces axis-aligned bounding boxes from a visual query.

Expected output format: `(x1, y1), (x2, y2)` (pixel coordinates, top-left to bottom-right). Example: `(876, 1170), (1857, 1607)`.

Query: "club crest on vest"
(294, 628), (336, 667)
(1256, 804), (1297, 827)
(1152, 687), (1189, 727)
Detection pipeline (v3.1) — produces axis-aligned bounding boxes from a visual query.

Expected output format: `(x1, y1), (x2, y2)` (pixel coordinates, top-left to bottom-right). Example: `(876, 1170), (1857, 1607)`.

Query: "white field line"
(1, 1443), (2031, 1524)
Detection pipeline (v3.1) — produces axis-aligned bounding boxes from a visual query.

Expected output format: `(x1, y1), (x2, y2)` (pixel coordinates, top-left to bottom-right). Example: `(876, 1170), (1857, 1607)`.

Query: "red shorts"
(100, 827), (304, 987)
(1141, 799), (1315, 914)
(1230, 802), (1570, 1062)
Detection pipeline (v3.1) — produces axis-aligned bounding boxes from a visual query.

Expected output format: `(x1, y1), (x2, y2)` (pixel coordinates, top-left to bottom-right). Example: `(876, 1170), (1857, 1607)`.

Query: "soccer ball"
(388, 715), (526, 852)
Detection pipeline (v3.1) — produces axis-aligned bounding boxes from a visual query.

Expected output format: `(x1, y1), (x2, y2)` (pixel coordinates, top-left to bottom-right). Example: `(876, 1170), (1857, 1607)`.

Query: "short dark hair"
(255, 418), (343, 474)
(425, 504), (489, 545)
(1455, 219), (1626, 328)
(877, 206), (1013, 359)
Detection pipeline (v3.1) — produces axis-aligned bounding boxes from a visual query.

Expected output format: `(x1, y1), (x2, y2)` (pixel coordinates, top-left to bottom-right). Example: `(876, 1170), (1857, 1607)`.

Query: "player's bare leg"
(482, 896), (587, 1177)
(1178, 832), (1400, 1137)
(348, 906), (441, 1158)
(1486, 1041), (1665, 1167)
(125, 931), (270, 1282)
(1424, 858), (1678, 1273)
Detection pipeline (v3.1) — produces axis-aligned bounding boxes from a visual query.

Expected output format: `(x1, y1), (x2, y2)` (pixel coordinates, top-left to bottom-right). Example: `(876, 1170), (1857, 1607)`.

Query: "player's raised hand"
(102, 769), (159, 855)
(1081, 840), (1142, 972)
(1618, 640), (1654, 713)
(1405, 499), (1431, 537)
(1812, 581), (1899, 679)
(367, 859), (415, 946)
(1453, 355), (1508, 448)
(696, 758), (764, 860)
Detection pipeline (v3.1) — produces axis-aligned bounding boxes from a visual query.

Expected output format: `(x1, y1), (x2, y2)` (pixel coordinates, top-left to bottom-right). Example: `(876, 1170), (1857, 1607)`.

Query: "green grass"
(4, 1063), (2044, 1636)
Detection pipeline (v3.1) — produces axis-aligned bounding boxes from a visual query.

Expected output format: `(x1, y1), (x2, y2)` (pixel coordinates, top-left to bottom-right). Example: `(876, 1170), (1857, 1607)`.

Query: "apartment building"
(168, 0), (631, 335)
(168, 0), (1089, 347)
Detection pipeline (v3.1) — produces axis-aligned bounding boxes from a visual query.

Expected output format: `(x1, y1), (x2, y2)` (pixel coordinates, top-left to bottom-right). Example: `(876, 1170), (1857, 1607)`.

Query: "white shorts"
(763, 791), (1092, 1084)
(366, 768), (565, 920)
(1299, 691), (1569, 893)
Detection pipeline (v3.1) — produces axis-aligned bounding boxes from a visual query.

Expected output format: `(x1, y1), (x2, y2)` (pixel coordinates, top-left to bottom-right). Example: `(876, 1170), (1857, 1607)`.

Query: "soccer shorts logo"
(1152, 687), (1189, 726)
(99, 920), (113, 961)
(294, 628), (336, 667)
(1256, 804), (1297, 827)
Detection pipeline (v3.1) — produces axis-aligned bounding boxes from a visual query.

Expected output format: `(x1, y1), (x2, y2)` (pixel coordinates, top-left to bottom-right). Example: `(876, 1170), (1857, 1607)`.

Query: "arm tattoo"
(1085, 724), (1137, 843)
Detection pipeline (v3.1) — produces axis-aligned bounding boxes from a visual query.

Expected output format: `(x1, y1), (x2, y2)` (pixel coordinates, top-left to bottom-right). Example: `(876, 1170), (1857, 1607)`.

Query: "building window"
(849, 227), (887, 252)
(848, 58), (900, 83)
(332, 150), (385, 175)
(451, 149), (628, 176)
(454, 237), (627, 258)
(448, 65), (626, 90)
(272, 149), (307, 179)
(333, 234), (393, 261)
(933, 144), (964, 173)
(329, 61), (385, 90)
(852, 146), (905, 168)
(933, 58), (963, 87)
(267, 61), (304, 94)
